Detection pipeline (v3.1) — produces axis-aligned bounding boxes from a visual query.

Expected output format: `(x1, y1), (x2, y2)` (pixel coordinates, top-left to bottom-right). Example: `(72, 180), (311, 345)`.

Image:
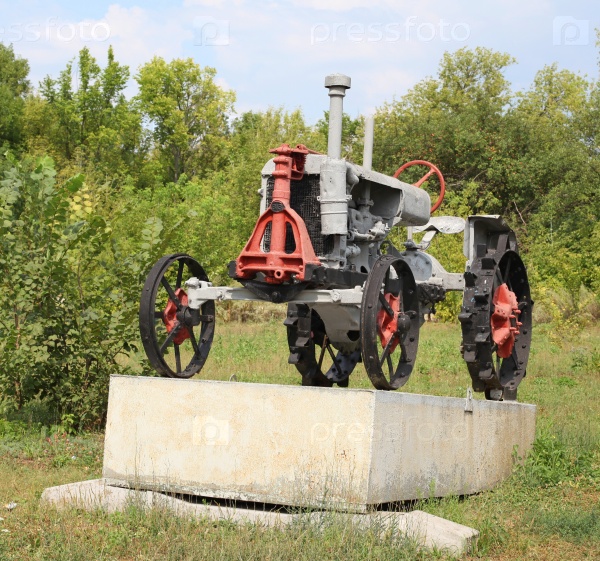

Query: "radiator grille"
(264, 175), (333, 256)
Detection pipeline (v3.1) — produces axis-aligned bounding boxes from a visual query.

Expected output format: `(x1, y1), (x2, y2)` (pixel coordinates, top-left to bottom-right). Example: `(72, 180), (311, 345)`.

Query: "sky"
(1, 0), (598, 124)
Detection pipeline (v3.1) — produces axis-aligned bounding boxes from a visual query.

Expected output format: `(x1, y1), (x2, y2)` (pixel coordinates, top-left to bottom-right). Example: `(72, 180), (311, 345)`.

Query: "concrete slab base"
(103, 376), (536, 511)
(41, 479), (479, 556)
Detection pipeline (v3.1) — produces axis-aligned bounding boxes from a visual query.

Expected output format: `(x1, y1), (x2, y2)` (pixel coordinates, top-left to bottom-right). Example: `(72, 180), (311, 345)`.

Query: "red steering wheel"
(393, 160), (446, 214)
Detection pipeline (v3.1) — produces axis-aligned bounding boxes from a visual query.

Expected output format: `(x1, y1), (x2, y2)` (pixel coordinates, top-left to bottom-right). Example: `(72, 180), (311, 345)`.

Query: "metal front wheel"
(360, 255), (420, 390)
(139, 254), (215, 378)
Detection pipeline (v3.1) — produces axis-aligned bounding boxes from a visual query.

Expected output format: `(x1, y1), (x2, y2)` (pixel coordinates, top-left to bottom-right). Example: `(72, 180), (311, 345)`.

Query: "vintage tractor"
(139, 74), (532, 401)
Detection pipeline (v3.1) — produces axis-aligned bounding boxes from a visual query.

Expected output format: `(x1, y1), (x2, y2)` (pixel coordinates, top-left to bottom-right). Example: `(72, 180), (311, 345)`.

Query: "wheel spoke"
(502, 254), (512, 284)
(495, 267), (503, 288)
(154, 310), (164, 319)
(511, 347), (519, 366)
(188, 327), (199, 354)
(159, 325), (179, 355)
(379, 292), (395, 316)
(386, 354), (394, 378)
(176, 259), (185, 289)
(174, 344), (182, 374)
(317, 335), (328, 370)
(379, 333), (397, 367)
(161, 277), (182, 309)
(325, 342), (338, 374)
(384, 272), (402, 296)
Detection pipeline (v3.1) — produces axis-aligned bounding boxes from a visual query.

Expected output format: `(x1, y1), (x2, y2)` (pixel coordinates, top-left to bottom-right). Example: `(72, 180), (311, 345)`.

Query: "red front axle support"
(234, 144), (321, 284)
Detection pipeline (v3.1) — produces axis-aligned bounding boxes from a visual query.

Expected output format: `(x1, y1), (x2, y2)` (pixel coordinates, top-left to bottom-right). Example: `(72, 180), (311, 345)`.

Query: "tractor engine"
(230, 74), (431, 295)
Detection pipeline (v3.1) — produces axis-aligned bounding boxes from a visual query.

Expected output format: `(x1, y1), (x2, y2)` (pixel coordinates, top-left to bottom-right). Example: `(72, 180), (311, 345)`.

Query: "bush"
(0, 155), (165, 428)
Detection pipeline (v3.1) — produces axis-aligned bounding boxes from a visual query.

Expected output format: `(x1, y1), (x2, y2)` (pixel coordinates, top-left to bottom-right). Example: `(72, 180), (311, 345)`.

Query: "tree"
(514, 65), (599, 298)
(30, 46), (143, 181)
(0, 43), (30, 150)
(136, 58), (235, 183)
(372, 47), (516, 215)
(312, 111), (363, 160)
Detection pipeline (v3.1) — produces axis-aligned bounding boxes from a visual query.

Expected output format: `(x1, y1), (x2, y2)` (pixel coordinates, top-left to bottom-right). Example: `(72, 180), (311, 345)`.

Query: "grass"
(1, 320), (599, 560)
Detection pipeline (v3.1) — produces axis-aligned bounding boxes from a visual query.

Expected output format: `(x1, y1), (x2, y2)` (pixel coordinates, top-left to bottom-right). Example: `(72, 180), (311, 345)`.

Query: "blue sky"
(1, 0), (598, 123)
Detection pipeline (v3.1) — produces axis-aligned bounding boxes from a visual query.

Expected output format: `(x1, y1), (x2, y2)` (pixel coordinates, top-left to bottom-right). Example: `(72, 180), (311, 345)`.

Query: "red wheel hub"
(377, 293), (401, 352)
(162, 288), (190, 345)
(491, 283), (522, 359)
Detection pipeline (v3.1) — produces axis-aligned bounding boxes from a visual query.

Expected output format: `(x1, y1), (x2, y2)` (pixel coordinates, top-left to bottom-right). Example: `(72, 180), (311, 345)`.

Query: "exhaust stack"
(320, 74), (352, 240)
(325, 74), (351, 159)
(362, 115), (374, 171)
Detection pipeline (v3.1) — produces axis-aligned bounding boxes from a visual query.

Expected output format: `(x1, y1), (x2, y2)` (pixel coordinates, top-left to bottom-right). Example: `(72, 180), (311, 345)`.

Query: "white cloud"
(289, 0), (418, 12)
(184, 0), (240, 6)
(102, 5), (191, 69)
(5, 0), (597, 126)
(10, 4), (194, 91)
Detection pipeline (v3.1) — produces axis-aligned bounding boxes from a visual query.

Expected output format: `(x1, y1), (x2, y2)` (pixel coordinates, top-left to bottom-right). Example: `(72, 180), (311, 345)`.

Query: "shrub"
(0, 155), (165, 428)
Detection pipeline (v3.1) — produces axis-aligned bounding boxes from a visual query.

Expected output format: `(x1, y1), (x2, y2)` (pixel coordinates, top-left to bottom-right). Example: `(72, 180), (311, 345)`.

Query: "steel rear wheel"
(460, 249), (532, 401)
(139, 254), (215, 378)
(360, 255), (420, 390)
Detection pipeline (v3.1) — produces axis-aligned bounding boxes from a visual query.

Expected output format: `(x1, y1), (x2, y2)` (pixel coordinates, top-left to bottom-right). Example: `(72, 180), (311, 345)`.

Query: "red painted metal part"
(377, 293), (401, 353)
(393, 160), (446, 213)
(491, 283), (522, 359)
(162, 287), (190, 345)
(234, 143), (321, 284)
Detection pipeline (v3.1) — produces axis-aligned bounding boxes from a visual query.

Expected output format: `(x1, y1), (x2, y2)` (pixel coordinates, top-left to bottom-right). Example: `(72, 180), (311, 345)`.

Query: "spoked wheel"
(460, 249), (532, 401)
(285, 304), (361, 388)
(139, 254), (215, 378)
(360, 255), (420, 390)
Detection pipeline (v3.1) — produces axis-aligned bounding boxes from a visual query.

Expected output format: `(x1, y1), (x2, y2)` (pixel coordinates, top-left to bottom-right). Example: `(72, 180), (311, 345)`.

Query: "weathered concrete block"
(103, 376), (535, 510)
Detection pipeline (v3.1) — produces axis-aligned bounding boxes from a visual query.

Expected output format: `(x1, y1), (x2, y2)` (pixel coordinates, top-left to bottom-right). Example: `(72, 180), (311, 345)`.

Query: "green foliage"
(372, 46), (599, 317)
(29, 47), (144, 184)
(518, 431), (600, 488)
(136, 57), (235, 183)
(313, 111), (363, 159)
(0, 43), (30, 150)
(0, 155), (165, 428)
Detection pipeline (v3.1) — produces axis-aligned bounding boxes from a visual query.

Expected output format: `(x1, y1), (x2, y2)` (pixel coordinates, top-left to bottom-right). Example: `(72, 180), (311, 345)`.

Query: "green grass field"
(1, 320), (599, 560)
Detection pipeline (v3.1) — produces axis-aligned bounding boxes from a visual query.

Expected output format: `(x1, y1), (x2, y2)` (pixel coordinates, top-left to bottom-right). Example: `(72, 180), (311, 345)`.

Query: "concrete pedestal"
(41, 479), (479, 556)
(102, 376), (536, 511)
